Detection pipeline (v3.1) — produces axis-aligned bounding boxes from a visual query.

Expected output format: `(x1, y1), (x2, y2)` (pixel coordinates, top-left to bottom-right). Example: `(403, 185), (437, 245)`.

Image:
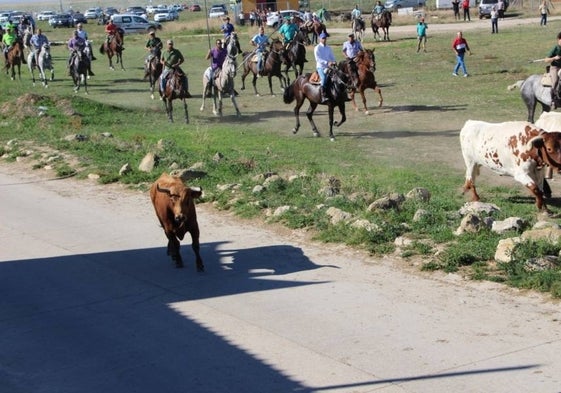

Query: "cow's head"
(157, 183), (202, 225)
(527, 130), (561, 169)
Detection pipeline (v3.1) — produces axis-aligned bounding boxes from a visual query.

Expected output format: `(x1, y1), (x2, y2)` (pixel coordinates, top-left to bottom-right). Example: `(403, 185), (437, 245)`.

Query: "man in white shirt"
(314, 32), (336, 103)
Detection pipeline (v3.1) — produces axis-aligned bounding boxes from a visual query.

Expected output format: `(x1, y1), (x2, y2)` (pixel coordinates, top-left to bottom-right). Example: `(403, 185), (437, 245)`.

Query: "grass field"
(2, 12), (561, 296)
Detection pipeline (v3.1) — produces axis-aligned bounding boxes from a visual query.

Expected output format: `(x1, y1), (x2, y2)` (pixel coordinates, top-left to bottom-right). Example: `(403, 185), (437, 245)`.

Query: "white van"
(110, 14), (162, 34)
(384, 0), (425, 10)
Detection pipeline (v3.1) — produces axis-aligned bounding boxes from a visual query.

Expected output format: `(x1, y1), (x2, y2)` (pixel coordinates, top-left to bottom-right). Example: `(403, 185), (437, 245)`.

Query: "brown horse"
(371, 11), (392, 41)
(283, 67), (350, 141)
(4, 41), (23, 80)
(241, 39), (287, 96)
(351, 17), (365, 42)
(99, 29), (124, 70)
(339, 49), (383, 114)
(144, 49), (162, 100)
(159, 68), (190, 123)
(301, 20), (326, 45)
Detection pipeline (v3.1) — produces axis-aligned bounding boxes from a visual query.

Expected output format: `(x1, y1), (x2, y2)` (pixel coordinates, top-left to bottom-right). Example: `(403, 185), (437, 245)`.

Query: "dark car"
(72, 12), (87, 24)
(189, 4), (201, 11)
(125, 6), (147, 15)
(49, 13), (74, 28)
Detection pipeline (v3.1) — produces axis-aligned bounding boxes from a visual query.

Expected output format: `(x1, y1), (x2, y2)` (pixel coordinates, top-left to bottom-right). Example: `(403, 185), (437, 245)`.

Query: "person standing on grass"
(462, 0), (470, 21)
(497, 0), (505, 19)
(491, 6), (498, 34)
(416, 17), (428, 53)
(452, 0), (460, 20)
(539, 0), (550, 26)
(452, 31), (471, 77)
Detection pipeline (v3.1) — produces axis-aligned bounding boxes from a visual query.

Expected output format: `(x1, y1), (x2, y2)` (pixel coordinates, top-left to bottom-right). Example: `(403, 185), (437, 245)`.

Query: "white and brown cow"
(460, 120), (561, 210)
(150, 173), (204, 270)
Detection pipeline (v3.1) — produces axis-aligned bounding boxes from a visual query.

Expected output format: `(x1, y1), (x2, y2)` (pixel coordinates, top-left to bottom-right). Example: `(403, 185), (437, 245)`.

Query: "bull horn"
(156, 183), (171, 195)
(526, 132), (546, 150)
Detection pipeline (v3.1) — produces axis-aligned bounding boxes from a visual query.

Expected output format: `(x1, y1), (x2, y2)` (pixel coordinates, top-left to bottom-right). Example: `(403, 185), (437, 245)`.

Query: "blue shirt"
(251, 33), (268, 52)
(221, 22), (234, 38)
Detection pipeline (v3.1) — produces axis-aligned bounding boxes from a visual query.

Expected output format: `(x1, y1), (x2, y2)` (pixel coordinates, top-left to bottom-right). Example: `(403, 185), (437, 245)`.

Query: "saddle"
(309, 71), (321, 84)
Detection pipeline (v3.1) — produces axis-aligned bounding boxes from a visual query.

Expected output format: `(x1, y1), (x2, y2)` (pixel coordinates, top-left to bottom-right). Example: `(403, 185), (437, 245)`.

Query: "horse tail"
(507, 80), (524, 91)
(283, 80), (296, 104)
(99, 43), (105, 55)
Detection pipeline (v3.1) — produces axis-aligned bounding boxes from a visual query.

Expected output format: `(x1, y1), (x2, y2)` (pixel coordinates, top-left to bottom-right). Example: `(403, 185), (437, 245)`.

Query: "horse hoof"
(330, 137), (335, 142)
(364, 111), (369, 115)
(313, 132), (320, 138)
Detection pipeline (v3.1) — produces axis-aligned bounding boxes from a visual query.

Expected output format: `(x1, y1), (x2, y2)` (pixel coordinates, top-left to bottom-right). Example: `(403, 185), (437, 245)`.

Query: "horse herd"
(4, 26), (385, 139)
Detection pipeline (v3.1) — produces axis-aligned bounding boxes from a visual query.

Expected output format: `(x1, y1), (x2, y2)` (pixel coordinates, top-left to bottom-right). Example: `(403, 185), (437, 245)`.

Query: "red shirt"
(452, 37), (469, 54)
(105, 23), (117, 35)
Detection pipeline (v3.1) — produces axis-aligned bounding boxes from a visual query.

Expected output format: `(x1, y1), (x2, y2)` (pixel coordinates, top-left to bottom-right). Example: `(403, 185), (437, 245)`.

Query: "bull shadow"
(0, 241), (333, 393)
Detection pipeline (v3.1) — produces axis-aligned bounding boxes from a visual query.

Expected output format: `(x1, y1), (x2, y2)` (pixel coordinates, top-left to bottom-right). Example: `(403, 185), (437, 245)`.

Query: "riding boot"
(21, 54), (26, 64)
(88, 68), (95, 77)
(320, 86), (329, 104)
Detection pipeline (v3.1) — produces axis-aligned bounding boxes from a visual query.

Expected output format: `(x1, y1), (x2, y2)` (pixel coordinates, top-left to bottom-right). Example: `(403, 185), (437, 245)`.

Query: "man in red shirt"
(452, 31), (471, 77)
(104, 20), (124, 50)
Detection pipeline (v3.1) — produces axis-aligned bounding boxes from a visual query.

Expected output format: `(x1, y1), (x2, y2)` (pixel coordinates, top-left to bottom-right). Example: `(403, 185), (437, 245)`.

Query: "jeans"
(453, 53), (467, 75)
(541, 14), (547, 25)
(317, 67), (327, 87)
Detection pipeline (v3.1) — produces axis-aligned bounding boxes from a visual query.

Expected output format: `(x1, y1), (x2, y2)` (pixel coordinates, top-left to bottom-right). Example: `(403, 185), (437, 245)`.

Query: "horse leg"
(306, 103), (321, 137)
(252, 74), (259, 96)
(212, 87), (220, 116)
(29, 64), (36, 86)
(327, 105), (336, 141)
(163, 98), (173, 123)
(360, 88), (368, 113)
(230, 89), (241, 117)
(182, 98), (189, 124)
(333, 103), (347, 131)
(268, 75), (275, 96)
(119, 53), (125, 71)
(292, 96), (304, 134)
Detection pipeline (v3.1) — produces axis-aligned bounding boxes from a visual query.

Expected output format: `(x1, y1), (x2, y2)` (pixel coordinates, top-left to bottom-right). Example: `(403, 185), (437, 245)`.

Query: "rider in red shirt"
(104, 20), (124, 50)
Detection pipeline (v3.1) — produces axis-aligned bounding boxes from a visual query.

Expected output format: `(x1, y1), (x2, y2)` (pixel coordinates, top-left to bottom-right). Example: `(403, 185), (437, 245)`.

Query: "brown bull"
(150, 173), (204, 270)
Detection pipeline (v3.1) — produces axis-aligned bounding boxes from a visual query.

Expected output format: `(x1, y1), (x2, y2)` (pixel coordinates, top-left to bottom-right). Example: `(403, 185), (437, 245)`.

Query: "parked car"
(189, 4), (201, 11)
(266, 10), (304, 27)
(104, 7), (119, 16)
(111, 13), (161, 33)
(37, 10), (56, 21)
(84, 7), (101, 19)
(125, 6), (147, 16)
(48, 13), (74, 28)
(154, 10), (179, 22)
(478, 0), (509, 18)
(72, 12), (87, 24)
(384, 0), (425, 10)
(208, 4), (228, 18)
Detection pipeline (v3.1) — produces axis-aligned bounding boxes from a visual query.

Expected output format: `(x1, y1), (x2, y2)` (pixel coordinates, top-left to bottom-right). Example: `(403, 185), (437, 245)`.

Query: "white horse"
(28, 43), (54, 87)
(200, 33), (241, 117)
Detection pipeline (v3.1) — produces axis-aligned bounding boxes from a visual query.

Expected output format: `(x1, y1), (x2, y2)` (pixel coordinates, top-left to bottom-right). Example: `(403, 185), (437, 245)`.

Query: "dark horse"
(70, 46), (89, 94)
(283, 67), (351, 141)
(4, 41), (23, 80)
(301, 20), (326, 45)
(339, 49), (383, 114)
(281, 30), (308, 82)
(351, 17), (365, 42)
(371, 11), (392, 41)
(508, 75), (553, 123)
(159, 67), (190, 123)
(144, 47), (162, 99)
(241, 39), (287, 96)
(99, 29), (124, 70)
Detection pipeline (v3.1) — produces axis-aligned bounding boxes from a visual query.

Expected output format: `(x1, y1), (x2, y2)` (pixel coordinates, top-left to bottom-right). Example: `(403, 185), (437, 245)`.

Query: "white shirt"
(314, 42), (336, 69)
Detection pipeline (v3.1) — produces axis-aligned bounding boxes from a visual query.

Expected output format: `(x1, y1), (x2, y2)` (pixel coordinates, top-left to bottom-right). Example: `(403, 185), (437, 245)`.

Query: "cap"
(149, 31), (155, 35)
(319, 32), (328, 39)
(348, 33), (354, 37)
(167, 39), (173, 45)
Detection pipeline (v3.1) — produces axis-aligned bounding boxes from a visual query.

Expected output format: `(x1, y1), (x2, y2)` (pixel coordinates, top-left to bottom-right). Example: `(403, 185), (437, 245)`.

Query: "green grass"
(2, 12), (561, 296)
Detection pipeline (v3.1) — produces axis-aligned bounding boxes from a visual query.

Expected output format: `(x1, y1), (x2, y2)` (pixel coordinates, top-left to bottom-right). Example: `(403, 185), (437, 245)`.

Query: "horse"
(22, 27), (33, 55)
(339, 49), (383, 114)
(4, 42), (23, 80)
(27, 43), (54, 87)
(351, 17), (365, 42)
(281, 30), (308, 82)
(159, 67), (190, 123)
(371, 11), (392, 41)
(70, 46), (89, 94)
(283, 67), (351, 141)
(241, 39), (287, 97)
(508, 75), (553, 123)
(201, 33), (241, 117)
(303, 20), (326, 45)
(99, 29), (124, 70)
(144, 48), (162, 99)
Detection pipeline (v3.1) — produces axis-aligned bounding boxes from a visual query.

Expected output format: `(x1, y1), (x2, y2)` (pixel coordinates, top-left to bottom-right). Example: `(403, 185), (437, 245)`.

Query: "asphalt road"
(1, 161), (561, 393)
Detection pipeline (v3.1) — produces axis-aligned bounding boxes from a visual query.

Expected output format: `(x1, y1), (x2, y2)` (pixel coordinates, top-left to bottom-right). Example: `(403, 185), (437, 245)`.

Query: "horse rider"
(545, 31), (561, 109)
(2, 26), (25, 64)
(76, 23), (96, 60)
(29, 28), (48, 66)
(67, 30), (93, 76)
(342, 33), (363, 60)
(221, 17), (235, 41)
(314, 32), (337, 103)
(278, 16), (298, 49)
(251, 25), (269, 74)
(373, 1), (386, 19)
(351, 4), (362, 21)
(205, 38), (227, 90)
(160, 39), (191, 97)
(145, 30), (163, 63)
(105, 19), (124, 51)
